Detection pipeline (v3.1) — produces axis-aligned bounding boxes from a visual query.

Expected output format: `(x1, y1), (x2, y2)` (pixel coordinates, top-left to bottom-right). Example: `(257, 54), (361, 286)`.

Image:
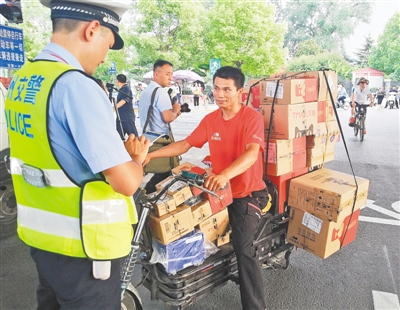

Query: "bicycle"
(353, 103), (369, 141)
(336, 96), (350, 110)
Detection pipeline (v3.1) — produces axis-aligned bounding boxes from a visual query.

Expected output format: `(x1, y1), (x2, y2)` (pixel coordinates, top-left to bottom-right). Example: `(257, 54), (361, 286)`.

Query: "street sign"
(209, 58), (221, 77)
(109, 61), (116, 74)
(0, 24), (24, 69)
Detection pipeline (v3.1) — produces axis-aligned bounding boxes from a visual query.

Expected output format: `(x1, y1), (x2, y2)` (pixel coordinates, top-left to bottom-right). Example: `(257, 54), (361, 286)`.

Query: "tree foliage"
(287, 52), (353, 79)
(124, 0), (206, 74)
(270, 0), (372, 58)
(354, 35), (374, 68)
(20, 2), (52, 61)
(295, 39), (323, 57)
(204, 0), (286, 76)
(369, 12), (400, 80)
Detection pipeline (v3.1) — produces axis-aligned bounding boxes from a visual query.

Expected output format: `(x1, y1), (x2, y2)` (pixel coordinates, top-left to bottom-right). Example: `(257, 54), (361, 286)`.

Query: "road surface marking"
(372, 291), (400, 310)
(359, 200), (400, 226)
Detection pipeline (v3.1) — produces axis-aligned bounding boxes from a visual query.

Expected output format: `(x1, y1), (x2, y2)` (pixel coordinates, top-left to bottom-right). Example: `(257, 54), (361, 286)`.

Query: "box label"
(266, 82), (284, 99)
(302, 212), (323, 234)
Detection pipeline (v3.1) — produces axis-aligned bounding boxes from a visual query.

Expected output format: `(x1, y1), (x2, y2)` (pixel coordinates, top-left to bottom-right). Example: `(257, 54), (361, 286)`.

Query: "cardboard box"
(265, 137), (306, 176)
(197, 208), (230, 242)
(260, 78), (318, 105)
(248, 80), (262, 108)
(240, 87), (250, 105)
(151, 230), (205, 274)
(259, 102), (318, 139)
(305, 121), (339, 167)
(287, 207), (360, 259)
(155, 176), (193, 206)
(147, 192), (177, 217)
(203, 182), (233, 214)
(288, 168), (370, 222)
(190, 199), (213, 226)
(326, 101), (337, 122)
(267, 167), (309, 214)
(288, 70), (338, 102)
(148, 205), (194, 245)
(215, 230), (231, 247)
(317, 101), (327, 123)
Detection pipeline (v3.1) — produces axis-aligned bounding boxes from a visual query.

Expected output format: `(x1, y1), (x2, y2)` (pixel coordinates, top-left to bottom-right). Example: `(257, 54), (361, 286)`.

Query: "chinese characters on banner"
(0, 25), (25, 69)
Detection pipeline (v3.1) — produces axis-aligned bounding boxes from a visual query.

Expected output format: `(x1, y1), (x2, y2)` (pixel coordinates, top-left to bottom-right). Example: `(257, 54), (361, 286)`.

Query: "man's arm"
(204, 143), (260, 192)
(144, 139), (191, 165)
(115, 99), (127, 109)
(369, 93), (374, 106)
(161, 102), (181, 123)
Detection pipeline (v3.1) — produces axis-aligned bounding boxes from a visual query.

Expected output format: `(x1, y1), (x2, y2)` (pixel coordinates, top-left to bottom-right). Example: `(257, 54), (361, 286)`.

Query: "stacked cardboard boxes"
(258, 71), (339, 213)
(147, 162), (233, 273)
(286, 168), (370, 258)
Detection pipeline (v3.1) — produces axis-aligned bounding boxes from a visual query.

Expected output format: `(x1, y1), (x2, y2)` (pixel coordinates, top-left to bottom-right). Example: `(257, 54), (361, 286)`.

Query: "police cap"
(39, 0), (130, 50)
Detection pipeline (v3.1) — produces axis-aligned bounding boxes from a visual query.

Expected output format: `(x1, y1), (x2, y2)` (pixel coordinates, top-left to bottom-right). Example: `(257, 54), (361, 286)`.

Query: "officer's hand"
(204, 174), (229, 192)
(124, 134), (149, 164)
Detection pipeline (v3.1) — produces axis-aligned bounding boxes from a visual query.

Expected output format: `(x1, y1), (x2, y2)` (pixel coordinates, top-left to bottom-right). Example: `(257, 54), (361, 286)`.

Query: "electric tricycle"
(120, 173), (293, 310)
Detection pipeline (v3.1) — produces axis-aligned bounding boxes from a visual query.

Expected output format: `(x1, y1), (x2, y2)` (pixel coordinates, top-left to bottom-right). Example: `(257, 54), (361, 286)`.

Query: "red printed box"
(203, 182), (233, 214)
(287, 207), (360, 259)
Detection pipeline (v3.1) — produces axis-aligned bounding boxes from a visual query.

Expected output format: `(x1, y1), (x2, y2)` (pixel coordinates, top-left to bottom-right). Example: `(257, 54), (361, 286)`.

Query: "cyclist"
(337, 84), (347, 107)
(350, 77), (374, 134)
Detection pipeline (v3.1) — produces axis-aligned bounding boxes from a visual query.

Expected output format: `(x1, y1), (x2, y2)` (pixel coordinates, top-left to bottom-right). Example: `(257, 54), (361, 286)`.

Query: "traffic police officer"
(5, 1), (149, 309)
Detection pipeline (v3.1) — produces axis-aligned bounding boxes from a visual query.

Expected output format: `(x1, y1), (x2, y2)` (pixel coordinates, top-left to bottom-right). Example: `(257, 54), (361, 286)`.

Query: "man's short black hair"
(116, 74), (127, 83)
(213, 66), (245, 90)
(154, 59), (173, 71)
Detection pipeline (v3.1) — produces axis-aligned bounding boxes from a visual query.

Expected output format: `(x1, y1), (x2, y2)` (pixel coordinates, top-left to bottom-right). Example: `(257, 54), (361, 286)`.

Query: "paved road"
(1, 103), (399, 310)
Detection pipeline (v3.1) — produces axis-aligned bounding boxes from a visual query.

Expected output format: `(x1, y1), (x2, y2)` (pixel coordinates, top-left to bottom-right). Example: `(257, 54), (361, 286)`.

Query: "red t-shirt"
(186, 105), (265, 198)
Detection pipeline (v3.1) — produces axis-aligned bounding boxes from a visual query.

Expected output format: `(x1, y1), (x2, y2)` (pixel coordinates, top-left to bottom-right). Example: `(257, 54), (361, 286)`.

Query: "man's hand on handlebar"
(124, 134), (150, 165)
(204, 174), (229, 192)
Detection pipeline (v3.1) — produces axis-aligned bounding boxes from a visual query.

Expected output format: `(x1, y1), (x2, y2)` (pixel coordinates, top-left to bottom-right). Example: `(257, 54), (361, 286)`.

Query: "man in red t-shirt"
(144, 66), (268, 310)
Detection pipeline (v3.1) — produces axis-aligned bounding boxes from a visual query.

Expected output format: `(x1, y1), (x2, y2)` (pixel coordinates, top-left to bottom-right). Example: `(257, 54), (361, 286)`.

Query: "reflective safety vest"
(5, 60), (138, 260)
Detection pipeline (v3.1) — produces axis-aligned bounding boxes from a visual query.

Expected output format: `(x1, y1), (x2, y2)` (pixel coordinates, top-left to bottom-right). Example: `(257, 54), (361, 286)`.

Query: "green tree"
(270, 0), (372, 58)
(20, 2), (52, 61)
(295, 39), (323, 57)
(287, 52), (353, 79)
(369, 12), (400, 80)
(124, 0), (206, 73)
(354, 35), (374, 68)
(204, 0), (286, 76)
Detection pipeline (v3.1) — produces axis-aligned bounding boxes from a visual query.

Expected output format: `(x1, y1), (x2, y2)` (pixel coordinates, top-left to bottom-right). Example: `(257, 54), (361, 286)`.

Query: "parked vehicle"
(0, 81), (17, 239)
(386, 92), (398, 109)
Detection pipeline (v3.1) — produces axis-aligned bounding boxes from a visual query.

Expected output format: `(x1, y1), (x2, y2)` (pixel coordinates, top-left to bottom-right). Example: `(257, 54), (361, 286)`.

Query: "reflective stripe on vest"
(10, 157), (76, 187)
(5, 61), (137, 259)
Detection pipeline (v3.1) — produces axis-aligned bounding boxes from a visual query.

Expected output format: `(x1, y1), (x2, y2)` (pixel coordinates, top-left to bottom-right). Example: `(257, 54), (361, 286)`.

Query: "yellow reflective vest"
(5, 60), (137, 260)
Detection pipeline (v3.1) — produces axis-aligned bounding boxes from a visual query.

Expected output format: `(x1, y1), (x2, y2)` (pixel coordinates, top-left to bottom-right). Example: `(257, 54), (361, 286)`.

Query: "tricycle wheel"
(121, 290), (138, 310)
(0, 163), (17, 239)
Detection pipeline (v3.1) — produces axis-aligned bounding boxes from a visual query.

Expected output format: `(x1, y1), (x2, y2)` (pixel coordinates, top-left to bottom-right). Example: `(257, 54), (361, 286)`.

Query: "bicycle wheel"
(353, 117), (359, 136)
(359, 116), (365, 141)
